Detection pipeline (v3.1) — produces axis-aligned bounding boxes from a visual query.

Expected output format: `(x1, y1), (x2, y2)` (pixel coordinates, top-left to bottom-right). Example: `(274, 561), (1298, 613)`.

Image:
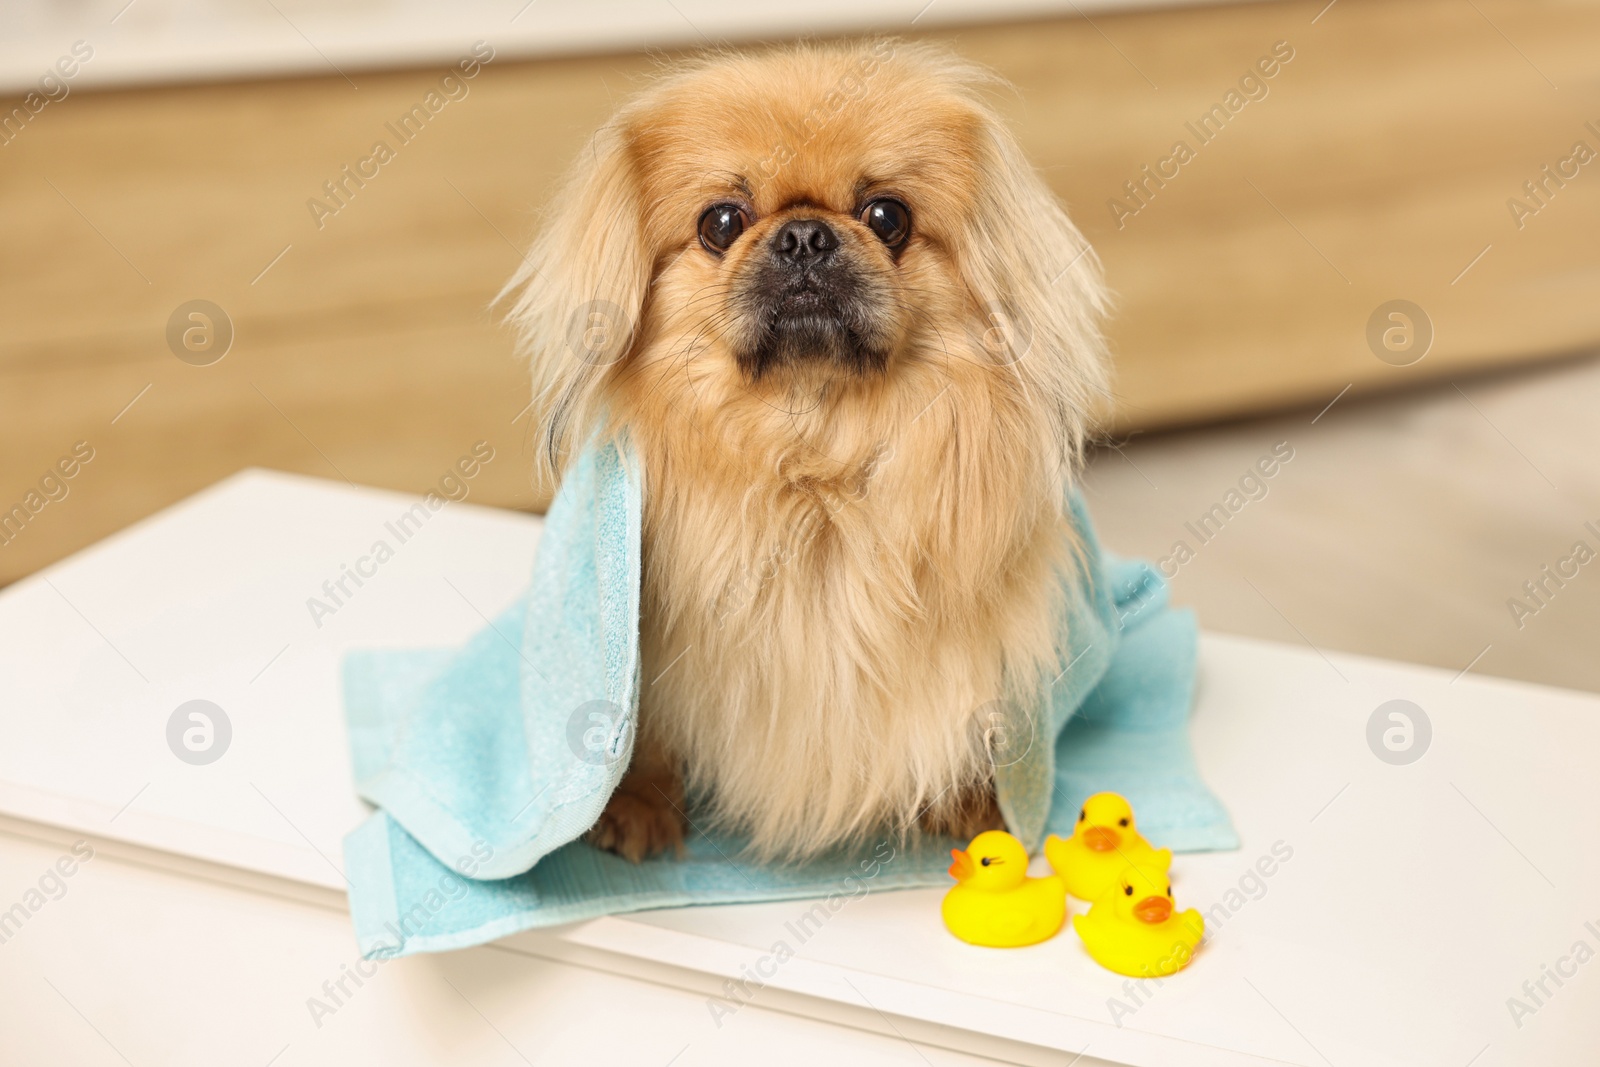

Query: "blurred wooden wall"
(2, 0), (1598, 585)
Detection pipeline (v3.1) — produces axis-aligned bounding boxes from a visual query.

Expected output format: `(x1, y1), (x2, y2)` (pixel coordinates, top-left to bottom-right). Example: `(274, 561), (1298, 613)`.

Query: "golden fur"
(506, 41), (1109, 862)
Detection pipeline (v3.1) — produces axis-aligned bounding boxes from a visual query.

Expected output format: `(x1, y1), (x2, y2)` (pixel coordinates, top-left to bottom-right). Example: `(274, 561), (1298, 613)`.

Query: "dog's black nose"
(771, 218), (838, 267)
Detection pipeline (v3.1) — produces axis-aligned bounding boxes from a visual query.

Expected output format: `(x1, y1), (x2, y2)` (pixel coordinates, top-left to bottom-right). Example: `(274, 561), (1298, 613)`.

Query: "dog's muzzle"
(736, 217), (887, 380)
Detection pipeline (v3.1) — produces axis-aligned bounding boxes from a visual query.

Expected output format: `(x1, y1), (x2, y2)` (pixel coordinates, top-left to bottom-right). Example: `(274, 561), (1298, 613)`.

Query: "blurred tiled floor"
(1082, 353), (1600, 695)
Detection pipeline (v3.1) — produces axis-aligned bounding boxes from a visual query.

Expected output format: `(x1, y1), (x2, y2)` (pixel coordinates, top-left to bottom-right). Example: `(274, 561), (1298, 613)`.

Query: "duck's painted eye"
(1167, 885), (1173, 897)
(1124, 885), (1134, 896)
(1118, 818), (1129, 827)
(1078, 809), (1086, 822)
(980, 856), (992, 866)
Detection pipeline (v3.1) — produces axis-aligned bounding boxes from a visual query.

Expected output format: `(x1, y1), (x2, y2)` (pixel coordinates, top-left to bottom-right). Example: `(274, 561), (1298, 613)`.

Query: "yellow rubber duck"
(1044, 792), (1170, 901)
(941, 830), (1066, 948)
(1072, 860), (1204, 977)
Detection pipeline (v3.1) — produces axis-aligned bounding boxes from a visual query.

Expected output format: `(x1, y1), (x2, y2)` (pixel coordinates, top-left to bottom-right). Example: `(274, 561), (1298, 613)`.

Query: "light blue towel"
(341, 435), (1237, 958)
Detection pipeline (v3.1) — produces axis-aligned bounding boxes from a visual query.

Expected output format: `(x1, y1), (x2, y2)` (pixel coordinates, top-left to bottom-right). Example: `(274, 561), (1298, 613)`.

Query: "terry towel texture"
(341, 436), (1237, 958)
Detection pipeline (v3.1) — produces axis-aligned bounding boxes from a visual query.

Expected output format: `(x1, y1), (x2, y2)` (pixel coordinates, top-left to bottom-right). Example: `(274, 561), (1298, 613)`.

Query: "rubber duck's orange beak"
(1082, 826), (1122, 852)
(948, 848), (974, 881)
(1134, 896), (1173, 924)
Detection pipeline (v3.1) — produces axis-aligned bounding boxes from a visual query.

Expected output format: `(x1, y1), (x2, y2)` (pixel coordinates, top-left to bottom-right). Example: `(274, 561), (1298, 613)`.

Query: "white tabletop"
(0, 824), (1009, 1067)
(1, 469), (1596, 1066)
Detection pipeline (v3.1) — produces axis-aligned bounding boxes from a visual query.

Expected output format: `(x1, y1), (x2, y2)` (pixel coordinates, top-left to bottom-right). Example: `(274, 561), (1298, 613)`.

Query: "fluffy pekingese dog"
(507, 41), (1108, 863)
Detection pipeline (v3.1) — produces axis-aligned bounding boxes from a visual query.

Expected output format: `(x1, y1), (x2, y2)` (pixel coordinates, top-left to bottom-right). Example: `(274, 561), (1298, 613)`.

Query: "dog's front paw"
(920, 783), (1005, 841)
(585, 766), (687, 863)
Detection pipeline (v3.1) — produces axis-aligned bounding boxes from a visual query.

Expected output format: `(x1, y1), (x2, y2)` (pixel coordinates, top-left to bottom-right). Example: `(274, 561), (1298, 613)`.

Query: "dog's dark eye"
(860, 198), (910, 249)
(699, 203), (751, 254)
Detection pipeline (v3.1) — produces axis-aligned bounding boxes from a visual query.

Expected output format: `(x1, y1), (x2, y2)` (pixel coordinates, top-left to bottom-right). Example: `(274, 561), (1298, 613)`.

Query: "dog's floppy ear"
(503, 122), (651, 488)
(953, 100), (1110, 467)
